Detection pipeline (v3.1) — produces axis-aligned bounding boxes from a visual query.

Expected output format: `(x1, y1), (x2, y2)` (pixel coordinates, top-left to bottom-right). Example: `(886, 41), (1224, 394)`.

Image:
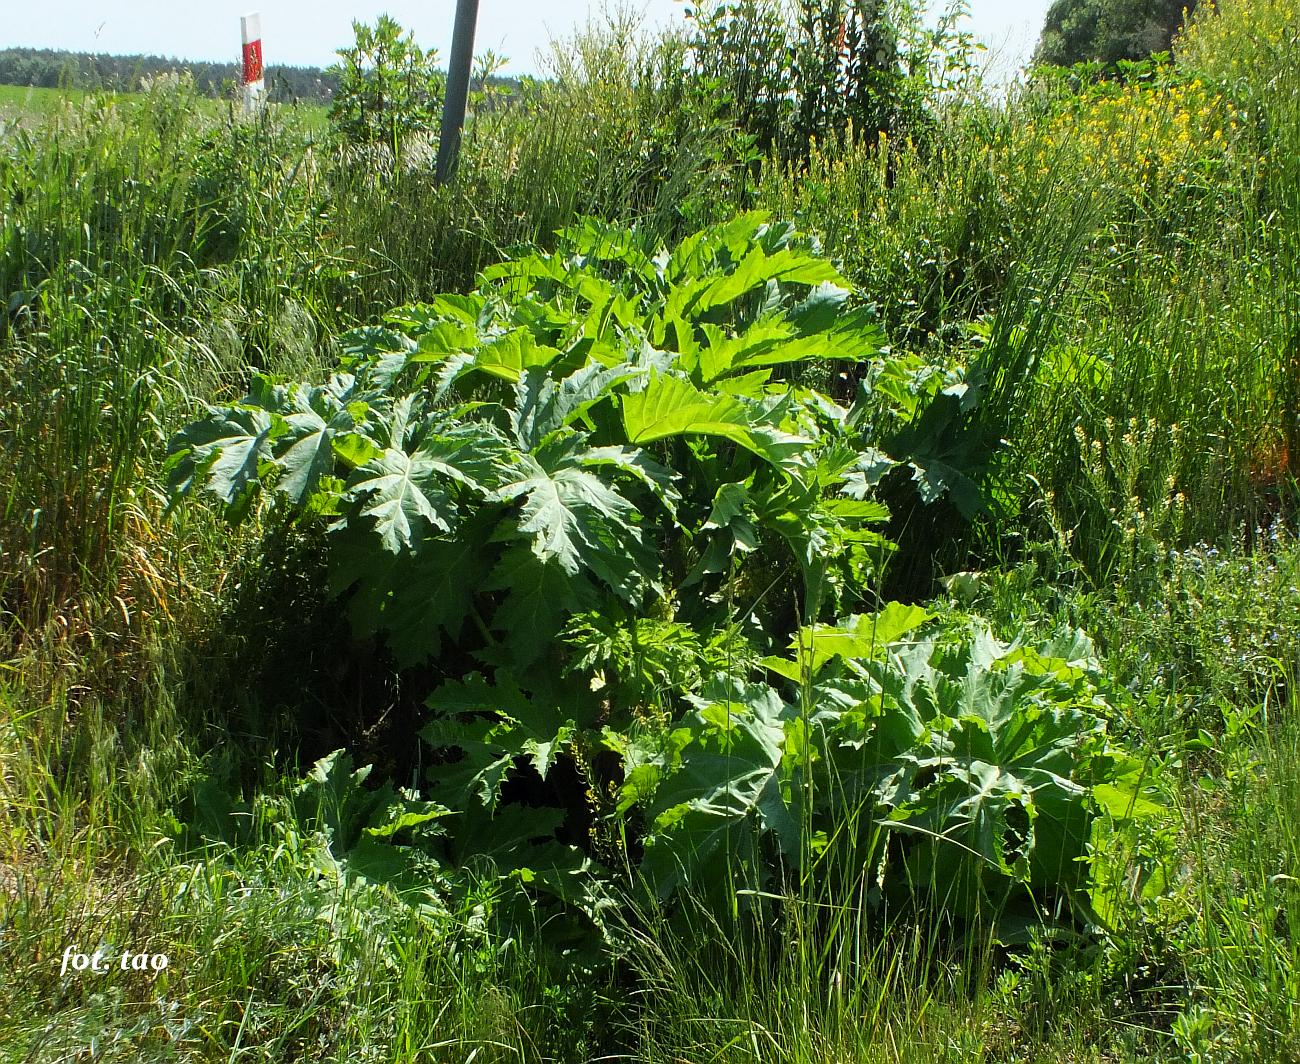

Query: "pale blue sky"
(6, 1), (1050, 78)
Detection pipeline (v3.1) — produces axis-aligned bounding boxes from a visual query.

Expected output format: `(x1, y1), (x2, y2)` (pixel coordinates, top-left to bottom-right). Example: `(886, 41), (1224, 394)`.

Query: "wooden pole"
(436, 0), (481, 183)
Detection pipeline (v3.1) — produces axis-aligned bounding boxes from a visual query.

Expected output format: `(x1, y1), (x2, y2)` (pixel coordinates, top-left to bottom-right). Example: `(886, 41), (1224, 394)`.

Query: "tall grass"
(759, 25), (1298, 574)
(325, 19), (741, 307)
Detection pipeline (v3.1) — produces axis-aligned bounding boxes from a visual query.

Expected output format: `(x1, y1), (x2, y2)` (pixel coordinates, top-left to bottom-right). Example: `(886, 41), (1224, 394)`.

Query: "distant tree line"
(0, 47), (339, 103)
(0, 46), (523, 106)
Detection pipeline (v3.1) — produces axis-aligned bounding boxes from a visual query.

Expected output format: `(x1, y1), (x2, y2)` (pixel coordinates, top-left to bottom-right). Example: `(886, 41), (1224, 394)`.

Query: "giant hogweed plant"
(167, 215), (1157, 936)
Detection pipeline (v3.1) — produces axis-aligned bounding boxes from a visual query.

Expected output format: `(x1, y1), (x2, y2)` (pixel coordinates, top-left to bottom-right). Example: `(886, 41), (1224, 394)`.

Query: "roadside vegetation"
(1, 2), (1298, 1060)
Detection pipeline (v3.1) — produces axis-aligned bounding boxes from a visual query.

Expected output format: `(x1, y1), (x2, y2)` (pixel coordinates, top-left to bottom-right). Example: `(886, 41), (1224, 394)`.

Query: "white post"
(241, 13), (265, 112)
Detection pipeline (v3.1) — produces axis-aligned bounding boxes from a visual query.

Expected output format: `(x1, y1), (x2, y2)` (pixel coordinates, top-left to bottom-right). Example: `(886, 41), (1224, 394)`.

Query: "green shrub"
(327, 15), (444, 159)
(167, 216), (1153, 945)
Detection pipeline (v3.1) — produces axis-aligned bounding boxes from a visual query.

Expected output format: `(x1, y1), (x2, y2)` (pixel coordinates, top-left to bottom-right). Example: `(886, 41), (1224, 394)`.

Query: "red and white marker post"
(240, 13), (265, 112)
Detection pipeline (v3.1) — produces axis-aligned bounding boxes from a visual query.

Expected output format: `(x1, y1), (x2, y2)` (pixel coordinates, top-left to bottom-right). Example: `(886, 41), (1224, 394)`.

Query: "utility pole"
(435, 0), (481, 183)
